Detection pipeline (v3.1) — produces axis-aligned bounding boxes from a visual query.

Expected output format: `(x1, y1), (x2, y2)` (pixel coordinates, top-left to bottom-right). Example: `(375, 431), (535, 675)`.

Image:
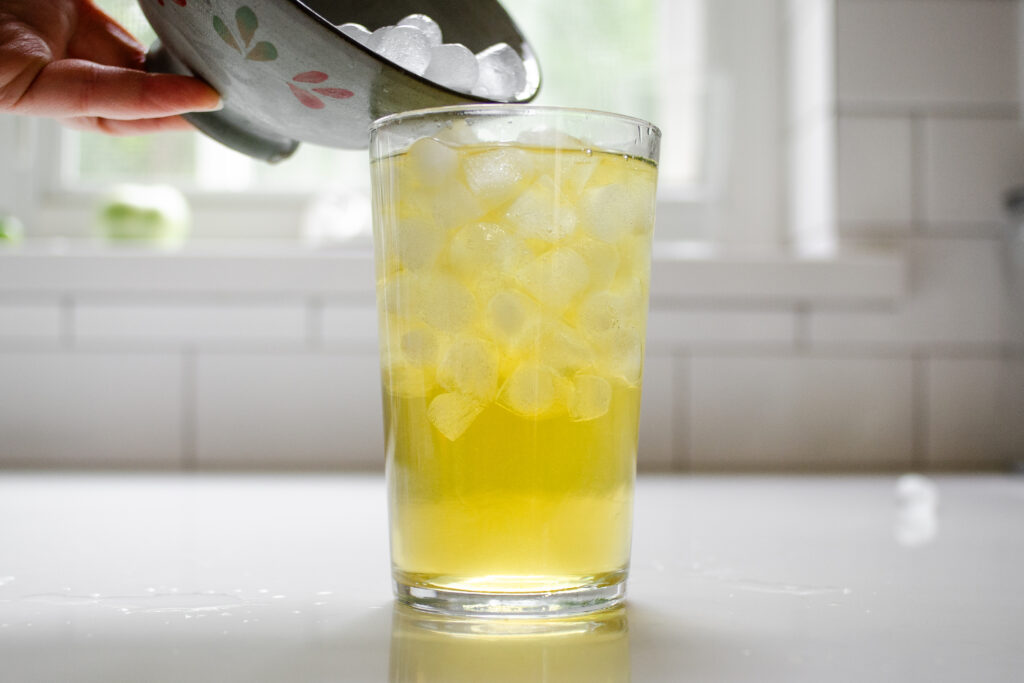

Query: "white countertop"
(0, 474), (1021, 682)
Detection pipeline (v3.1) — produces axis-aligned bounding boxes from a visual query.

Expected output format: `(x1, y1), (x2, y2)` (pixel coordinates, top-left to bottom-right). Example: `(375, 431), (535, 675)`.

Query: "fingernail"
(208, 97), (225, 112)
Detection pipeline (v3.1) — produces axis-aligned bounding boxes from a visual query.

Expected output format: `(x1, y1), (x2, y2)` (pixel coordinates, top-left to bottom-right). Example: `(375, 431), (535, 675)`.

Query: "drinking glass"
(370, 105), (660, 617)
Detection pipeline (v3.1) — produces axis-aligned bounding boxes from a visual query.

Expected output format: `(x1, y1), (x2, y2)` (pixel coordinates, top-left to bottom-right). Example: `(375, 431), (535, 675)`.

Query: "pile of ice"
(338, 14), (527, 101)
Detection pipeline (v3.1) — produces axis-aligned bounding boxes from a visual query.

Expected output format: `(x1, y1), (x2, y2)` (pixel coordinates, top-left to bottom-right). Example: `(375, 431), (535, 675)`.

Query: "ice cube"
(537, 322), (595, 373)
(515, 247), (590, 313)
(616, 234), (651, 282)
(399, 325), (440, 367)
(366, 25), (393, 51)
(406, 137), (459, 186)
(417, 273), (477, 333)
(338, 22), (372, 46)
(448, 222), (527, 275)
(516, 128), (586, 150)
(424, 43), (479, 93)
(384, 361), (435, 398)
(579, 182), (655, 243)
(462, 147), (534, 207)
(401, 179), (485, 228)
(472, 43), (527, 101)
(504, 175), (578, 242)
(573, 238), (620, 291)
(428, 392), (484, 440)
(577, 290), (637, 336)
(569, 374), (612, 421)
(397, 13), (443, 47)
(896, 474), (939, 508)
(562, 155), (601, 197)
(485, 290), (540, 347)
(384, 272), (476, 333)
(438, 336), (500, 401)
(376, 25), (431, 76)
(596, 328), (643, 386)
(498, 362), (560, 417)
(433, 119), (480, 146)
(382, 271), (417, 319)
(435, 181), (486, 227)
(394, 217), (444, 270)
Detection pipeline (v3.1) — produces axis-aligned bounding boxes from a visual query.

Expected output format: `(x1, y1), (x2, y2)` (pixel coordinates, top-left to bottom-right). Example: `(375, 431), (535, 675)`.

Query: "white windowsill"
(0, 239), (905, 303)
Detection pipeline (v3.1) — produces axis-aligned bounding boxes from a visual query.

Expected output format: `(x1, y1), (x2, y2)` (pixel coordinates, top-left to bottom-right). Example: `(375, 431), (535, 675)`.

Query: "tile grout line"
(910, 112), (926, 235)
(307, 295), (323, 350)
(794, 303), (811, 354)
(181, 349), (198, 472)
(672, 352), (691, 472)
(60, 293), (75, 350)
(911, 351), (929, 471)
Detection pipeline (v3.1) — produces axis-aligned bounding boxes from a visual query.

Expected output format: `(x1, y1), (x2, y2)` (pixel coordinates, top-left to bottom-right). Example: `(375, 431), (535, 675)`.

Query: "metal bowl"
(140, 0), (540, 162)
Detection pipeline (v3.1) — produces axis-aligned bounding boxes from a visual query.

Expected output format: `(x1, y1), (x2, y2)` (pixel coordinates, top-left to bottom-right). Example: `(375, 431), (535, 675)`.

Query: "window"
(10, 0), (783, 244)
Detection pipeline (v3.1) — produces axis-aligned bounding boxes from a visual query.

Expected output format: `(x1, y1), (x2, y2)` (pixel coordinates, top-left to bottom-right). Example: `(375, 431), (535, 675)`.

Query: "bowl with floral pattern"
(140, 0), (540, 162)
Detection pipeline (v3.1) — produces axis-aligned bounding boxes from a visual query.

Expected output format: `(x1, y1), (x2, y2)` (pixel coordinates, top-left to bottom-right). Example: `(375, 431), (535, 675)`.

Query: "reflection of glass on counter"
(389, 605), (630, 683)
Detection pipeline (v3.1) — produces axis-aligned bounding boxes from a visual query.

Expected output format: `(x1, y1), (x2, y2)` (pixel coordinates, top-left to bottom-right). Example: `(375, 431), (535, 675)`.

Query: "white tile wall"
(925, 356), (1012, 468)
(923, 117), (1024, 226)
(647, 308), (796, 349)
(836, 0), (1019, 107)
(638, 354), (677, 470)
(74, 299), (307, 346)
(810, 238), (1011, 349)
(689, 355), (915, 470)
(0, 352), (182, 467)
(195, 352), (384, 470)
(837, 117), (914, 228)
(321, 302), (378, 345)
(0, 300), (62, 341)
(0, 250), (375, 294)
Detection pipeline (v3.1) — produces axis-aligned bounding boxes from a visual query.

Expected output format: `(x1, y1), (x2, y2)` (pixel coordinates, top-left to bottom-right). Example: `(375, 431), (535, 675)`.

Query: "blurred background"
(0, 0), (1021, 472)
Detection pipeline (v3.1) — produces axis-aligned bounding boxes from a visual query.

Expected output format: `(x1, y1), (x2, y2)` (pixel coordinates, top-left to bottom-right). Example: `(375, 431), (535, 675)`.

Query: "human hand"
(0, 0), (221, 134)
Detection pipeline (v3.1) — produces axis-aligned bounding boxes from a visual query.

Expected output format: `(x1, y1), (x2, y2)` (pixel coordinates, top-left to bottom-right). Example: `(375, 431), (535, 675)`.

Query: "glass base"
(393, 571), (627, 618)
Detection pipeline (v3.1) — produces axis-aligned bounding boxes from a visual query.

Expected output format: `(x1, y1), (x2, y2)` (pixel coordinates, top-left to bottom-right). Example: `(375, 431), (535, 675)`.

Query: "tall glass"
(370, 105), (660, 617)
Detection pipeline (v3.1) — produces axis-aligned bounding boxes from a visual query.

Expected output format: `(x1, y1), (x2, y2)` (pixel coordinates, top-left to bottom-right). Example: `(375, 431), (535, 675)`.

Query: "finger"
(12, 58), (221, 119)
(61, 114), (195, 135)
(67, 1), (147, 69)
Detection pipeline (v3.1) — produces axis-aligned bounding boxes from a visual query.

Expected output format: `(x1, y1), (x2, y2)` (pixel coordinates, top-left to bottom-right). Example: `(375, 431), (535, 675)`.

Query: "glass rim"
(369, 104), (661, 140)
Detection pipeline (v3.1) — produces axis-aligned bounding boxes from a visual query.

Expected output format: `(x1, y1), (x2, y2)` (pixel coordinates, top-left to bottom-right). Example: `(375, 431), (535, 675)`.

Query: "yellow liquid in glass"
(373, 140), (656, 594)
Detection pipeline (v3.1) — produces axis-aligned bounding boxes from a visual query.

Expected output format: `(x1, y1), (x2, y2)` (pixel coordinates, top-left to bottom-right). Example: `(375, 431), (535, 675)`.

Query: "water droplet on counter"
(271, 595), (286, 600)
(0, 576), (15, 587)
(315, 591), (334, 596)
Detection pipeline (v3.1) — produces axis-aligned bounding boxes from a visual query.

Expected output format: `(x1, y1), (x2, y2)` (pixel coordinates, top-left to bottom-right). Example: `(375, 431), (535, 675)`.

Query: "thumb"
(12, 59), (221, 120)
